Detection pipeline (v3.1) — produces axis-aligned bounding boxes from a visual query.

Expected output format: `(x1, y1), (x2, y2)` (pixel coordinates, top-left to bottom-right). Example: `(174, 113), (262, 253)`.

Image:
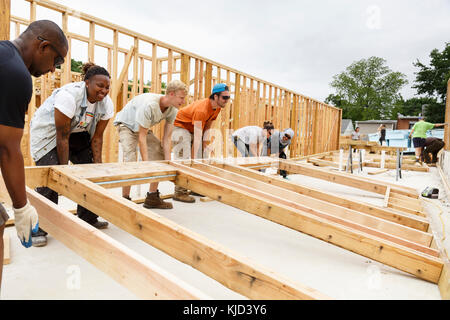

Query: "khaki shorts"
(118, 125), (164, 162)
(172, 126), (193, 160)
(0, 203), (9, 226)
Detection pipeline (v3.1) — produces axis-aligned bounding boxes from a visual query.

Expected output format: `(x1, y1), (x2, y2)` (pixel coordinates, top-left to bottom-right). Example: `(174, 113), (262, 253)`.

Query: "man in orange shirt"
(172, 83), (230, 202)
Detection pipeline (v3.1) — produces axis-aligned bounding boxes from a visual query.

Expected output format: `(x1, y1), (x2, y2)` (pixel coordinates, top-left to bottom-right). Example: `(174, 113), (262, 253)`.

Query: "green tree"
(71, 59), (83, 73)
(409, 43), (450, 123)
(413, 42), (450, 102)
(325, 56), (408, 121)
(390, 97), (443, 123)
(127, 80), (165, 94)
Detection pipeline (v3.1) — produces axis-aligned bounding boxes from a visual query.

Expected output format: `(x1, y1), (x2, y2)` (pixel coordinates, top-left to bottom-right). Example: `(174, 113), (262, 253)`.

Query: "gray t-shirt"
(113, 93), (178, 132)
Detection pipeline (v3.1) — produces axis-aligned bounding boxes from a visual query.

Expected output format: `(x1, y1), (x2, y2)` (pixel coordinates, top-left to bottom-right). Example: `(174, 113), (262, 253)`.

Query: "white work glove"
(13, 201), (39, 248)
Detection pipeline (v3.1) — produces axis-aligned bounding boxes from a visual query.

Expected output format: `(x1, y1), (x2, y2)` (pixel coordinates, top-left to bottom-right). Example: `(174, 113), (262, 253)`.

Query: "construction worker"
(232, 122), (274, 157)
(113, 80), (188, 208)
(377, 124), (386, 146)
(264, 127), (295, 179)
(423, 137), (445, 164)
(171, 83), (230, 202)
(408, 116), (447, 163)
(0, 20), (68, 288)
(29, 62), (112, 247)
(352, 127), (361, 140)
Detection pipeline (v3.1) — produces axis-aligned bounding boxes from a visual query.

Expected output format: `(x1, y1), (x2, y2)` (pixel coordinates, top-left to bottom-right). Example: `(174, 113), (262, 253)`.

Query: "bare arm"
(0, 125), (27, 209)
(162, 122), (173, 160)
(91, 119), (109, 163)
(138, 125), (149, 161)
(249, 142), (258, 157)
(54, 108), (72, 165)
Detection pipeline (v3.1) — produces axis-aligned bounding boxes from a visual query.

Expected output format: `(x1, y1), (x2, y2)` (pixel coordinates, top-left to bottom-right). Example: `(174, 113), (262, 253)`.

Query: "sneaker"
(173, 187), (195, 203)
(32, 235), (47, 247)
(91, 221), (109, 229)
(143, 190), (173, 209)
(33, 228), (48, 237)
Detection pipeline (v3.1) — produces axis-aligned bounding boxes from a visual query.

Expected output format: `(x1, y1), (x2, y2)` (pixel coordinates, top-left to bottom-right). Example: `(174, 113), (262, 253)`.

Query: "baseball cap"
(212, 83), (228, 94)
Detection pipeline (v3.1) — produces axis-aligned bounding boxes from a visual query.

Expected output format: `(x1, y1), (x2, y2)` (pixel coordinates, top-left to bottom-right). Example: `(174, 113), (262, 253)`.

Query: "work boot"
(91, 220), (109, 229)
(189, 191), (204, 197)
(173, 186), (196, 203)
(143, 190), (173, 209)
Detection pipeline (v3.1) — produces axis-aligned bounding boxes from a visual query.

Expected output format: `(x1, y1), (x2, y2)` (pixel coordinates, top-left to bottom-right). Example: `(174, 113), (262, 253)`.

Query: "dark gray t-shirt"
(0, 40), (32, 129)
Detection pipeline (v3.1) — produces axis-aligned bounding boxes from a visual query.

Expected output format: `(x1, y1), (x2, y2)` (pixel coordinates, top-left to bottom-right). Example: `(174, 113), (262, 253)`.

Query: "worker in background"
(113, 80), (188, 209)
(29, 62), (113, 247)
(423, 137), (445, 164)
(232, 121), (274, 157)
(263, 127), (295, 179)
(408, 116), (447, 163)
(377, 124), (386, 146)
(351, 127), (360, 140)
(171, 83), (230, 203)
(351, 126), (361, 153)
(0, 20), (68, 289)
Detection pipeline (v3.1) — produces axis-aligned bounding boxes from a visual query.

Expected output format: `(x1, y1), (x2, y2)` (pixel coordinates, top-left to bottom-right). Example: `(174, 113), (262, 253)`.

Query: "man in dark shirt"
(423, 137), (445, 164)
(0, 20), (68, 289)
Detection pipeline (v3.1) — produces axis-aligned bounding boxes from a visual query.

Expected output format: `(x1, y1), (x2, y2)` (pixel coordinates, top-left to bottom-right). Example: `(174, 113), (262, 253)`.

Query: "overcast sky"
(11, 0), (450, 102)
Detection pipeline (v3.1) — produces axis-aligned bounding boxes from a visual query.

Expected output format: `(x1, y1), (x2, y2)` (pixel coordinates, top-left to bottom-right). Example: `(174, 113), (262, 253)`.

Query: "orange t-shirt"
(174, 98), (221, 133)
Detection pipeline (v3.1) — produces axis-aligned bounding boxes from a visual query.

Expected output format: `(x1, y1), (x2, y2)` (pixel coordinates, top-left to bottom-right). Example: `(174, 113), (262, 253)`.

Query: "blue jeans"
(35, 132), (99, 225)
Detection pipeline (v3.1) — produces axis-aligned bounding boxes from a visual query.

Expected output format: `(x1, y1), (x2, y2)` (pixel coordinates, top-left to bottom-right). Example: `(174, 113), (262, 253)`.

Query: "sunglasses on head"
(220, 95), (231, 100)
(37, 36), (65, 67)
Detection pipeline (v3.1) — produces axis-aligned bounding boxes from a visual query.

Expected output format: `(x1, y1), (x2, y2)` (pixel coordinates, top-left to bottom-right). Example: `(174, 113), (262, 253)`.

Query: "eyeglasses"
(220, 95), (231, 100)
(37, 36), (65, 67)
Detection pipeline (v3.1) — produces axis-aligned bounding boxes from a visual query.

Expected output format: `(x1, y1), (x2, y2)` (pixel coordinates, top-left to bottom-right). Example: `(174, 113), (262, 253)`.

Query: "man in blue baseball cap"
(172, 83), (230, 202)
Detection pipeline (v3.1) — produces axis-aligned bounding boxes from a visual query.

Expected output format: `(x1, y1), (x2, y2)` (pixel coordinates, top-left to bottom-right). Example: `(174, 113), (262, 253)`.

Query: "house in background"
(397, 114), (421, 129)
(354, 120), (397, 136)
(341, 119), (354, 136)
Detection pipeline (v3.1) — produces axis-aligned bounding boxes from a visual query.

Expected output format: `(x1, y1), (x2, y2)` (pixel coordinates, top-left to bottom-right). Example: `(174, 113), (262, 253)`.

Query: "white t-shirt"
(351, 131), (360, 140)
(54, 90), (114, 133)
(113, 93), (178, 132)
(232, 126), (265, 144)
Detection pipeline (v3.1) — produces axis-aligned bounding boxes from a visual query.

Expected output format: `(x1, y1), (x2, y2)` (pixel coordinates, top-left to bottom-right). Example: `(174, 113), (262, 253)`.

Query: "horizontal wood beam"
(24, 166), (50, 189)
(307, 158), (360, 171)
(214, 161), (429, 231)
(47, 167), (328, 300)
(171, 162), (443, 283)
(279, 160), (418, 198)
(364, 161), (429, 172)
(0, 174), (209, 299)
(191, 162), (433, 249)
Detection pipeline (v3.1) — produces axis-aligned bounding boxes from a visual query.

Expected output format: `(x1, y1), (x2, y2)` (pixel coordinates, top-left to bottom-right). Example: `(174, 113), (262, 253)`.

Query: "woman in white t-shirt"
(29, 63), (114, 246)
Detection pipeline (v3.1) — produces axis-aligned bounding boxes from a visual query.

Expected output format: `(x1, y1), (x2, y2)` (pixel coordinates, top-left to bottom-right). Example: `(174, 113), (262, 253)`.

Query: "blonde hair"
(166, 80), (188, 95)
